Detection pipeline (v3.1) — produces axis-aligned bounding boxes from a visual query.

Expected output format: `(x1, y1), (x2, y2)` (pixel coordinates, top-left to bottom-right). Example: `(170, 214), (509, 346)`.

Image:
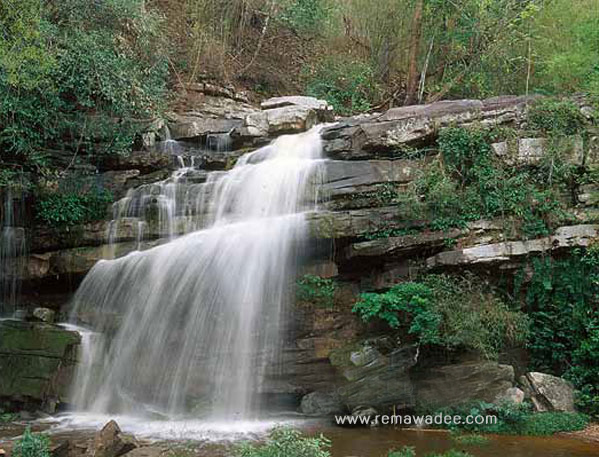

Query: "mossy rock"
(0, 320), (80, 409)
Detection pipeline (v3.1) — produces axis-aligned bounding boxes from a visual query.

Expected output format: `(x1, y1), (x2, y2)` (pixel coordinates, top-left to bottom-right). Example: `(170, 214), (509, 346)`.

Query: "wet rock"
(260, 96), (334, 122)
(300, 391), (344, 416)
(351, 405), (378, 420)
(494, 386), (525, 405)
(522, 372), (576, 412)
(0, 320), (80, 412)
(50, 440), (70, 457)
(87, 420), (138, 457)
(32, 307), (56, 323)
(121, 447), (164, 457)
(413, 361), (514, 409)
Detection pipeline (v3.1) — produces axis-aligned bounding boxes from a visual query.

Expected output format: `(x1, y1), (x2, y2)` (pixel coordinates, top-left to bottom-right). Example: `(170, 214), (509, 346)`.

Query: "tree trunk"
(404, 0), (424, 105)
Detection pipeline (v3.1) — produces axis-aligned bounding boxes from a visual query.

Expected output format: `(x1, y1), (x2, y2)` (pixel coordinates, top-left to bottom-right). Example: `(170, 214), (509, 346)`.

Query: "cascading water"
(0, 190), (27, 317)
(67, 127), (324, 428)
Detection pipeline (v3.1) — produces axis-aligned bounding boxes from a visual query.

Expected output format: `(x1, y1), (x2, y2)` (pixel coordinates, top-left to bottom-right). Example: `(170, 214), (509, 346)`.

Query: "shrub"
(450, 433), (489, 446)
(0, 0), (168, 173)
(235, 427), (331, 457)
(305, 56), (379, 115)
(435, 401), (588, 436)
(528, 99), (586, 135)
(11, 427), (51, 457)
(353, 274), (528, 359)
(388, 449), (473, 457)
(515, 246), (599, 418)
(35, 188), (113, 226)
(279, 0), (330, 33)
(296, 274), (337, 308)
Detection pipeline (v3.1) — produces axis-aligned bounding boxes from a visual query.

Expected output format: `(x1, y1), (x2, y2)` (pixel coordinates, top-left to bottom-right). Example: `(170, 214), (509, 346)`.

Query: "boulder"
(300, 391), (344, 416)
(351, 405), (378, 420)
(521, 372), (576, 412)
(32, 307), (56, 323)
(413, 361), (515, 409)
(241, 106), (318, 137)
(331, 342), (417, 410)
(0, 320), (80, 412)
(87, 420), (137, 457)
(260, 96), (334, 121)
(494, 386), (525, 405)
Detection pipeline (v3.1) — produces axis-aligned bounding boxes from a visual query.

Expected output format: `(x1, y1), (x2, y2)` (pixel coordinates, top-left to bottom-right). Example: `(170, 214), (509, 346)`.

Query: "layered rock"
(0, 320), (80, 412)
(320, 96), (533, 160)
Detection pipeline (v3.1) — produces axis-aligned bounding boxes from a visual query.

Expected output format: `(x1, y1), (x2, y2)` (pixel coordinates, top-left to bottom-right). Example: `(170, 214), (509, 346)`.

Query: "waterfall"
(68, 127), (325, 421)
(0, 190), (27, 317)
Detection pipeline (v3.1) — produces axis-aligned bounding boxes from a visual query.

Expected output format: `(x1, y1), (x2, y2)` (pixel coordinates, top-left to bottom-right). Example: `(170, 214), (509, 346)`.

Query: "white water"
(66, 127), (325, 432)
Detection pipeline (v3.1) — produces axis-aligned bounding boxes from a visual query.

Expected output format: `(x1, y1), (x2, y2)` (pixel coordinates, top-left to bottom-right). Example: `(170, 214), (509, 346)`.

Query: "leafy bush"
(450, 433), (489, 446)
(0, 0), (168, 175)
(528, 99), (586, 135)
(396, 126), (567, 238)
(388, 448), (472, 457)
(235, 427), (330, 457)
(514, 246), (599, 418)
(436, 401), (588, 436)
(296, 274), (337, 308)
(12, 427), (51, 457)
(353, 274), (528, 358)
(35, 188), (113, 226)
(279, 0), (330, 33)
(305, 57), (379, 115)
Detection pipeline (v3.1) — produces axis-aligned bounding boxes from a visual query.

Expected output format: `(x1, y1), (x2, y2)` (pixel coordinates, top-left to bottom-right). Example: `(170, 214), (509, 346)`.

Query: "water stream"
(67, 127), (325, 425)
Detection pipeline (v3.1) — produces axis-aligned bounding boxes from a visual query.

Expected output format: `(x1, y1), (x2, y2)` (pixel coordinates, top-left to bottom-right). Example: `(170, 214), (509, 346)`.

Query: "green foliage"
(35, 188), (113, 226)
(305, 57), (379, 115)
(438, 127), (492, 186)
(397, 126), (568, 239)
(353, 274), (528, 358)
(0, 0), (168, 177)
(528, 99), (586, 135)
(437, 401), (588, 436)
(0, 412), (17, 423)
(12, 427), (51, 457)
(279, 0), (330, 33)
(388, 448), (472, 457)
(296, 274), (337, 308)
(388, 447), (415, 457)
(235, 427), (330, 457)
(450, 433), (489, 446)
(515, 246), (599, 418)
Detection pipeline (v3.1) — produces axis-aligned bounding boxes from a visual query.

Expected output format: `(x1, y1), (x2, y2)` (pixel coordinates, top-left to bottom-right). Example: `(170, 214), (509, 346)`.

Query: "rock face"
(520, 372), (576, 412)
(300, 391), (344, 416)
(321, 96), (533, 160)
(0, 320), (80, 412)
(330, 342), (418, 411)
(412, 361), (515, 409)
(87, 420), (138, 457)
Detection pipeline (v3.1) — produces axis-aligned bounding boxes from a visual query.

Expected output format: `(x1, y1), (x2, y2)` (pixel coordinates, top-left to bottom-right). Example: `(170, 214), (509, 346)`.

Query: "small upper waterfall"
(0, 190), (27, 317)
(68, 127), (325, 421)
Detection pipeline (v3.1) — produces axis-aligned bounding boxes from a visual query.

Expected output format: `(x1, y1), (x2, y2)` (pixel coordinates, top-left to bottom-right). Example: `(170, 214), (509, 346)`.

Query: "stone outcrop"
(0, 320), (80, 412)
(520, 372), (576, 412)
(330, 341), (418, 411)
(87, 420), (138, 457)
(427, 225), (599, 268)
(300, 391), (344, 416)
(412, 361), (515, 409)
(321, 96), (533, 160)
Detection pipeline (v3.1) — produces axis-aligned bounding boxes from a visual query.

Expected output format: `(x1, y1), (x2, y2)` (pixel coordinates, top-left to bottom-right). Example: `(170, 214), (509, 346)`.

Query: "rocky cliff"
(2, 87), (597, 414)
